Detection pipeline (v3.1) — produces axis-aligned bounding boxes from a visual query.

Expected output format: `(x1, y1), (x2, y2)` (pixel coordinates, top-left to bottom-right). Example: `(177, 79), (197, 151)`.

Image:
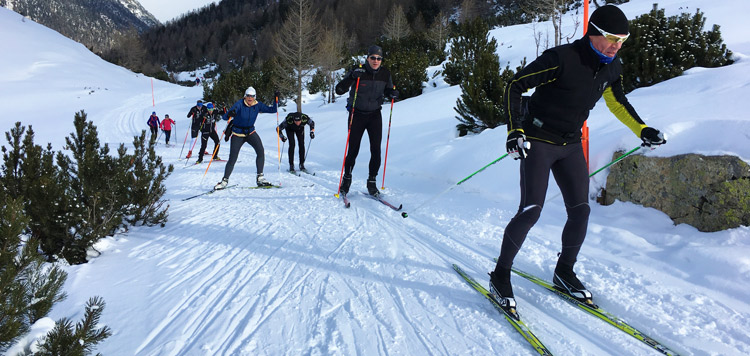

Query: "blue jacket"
(223, 99), (277, 134)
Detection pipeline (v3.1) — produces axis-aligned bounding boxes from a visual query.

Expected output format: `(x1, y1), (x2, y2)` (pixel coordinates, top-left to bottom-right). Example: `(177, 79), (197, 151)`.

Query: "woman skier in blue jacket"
(214, 86), (279, 189)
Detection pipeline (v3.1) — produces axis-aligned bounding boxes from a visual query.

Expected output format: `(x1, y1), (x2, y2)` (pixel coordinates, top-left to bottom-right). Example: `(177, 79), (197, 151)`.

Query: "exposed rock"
(600, 152), (750, 232)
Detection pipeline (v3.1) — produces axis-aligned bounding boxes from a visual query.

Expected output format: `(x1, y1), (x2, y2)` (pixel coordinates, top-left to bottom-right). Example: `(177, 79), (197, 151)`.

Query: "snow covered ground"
(1, 0), (749, 355)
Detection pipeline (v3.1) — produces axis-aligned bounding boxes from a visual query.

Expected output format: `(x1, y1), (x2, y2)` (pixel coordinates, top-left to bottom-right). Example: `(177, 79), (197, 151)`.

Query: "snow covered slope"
(1, 2), (749, 355)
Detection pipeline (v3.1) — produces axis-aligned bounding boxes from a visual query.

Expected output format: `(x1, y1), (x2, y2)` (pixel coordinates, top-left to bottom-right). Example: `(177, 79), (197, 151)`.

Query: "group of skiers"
(146, 112), (176, 145)
(150, 5), (670, 319)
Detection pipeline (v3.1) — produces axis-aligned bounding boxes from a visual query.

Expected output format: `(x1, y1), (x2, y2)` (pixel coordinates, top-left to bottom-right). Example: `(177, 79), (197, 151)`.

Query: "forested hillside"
(139, 0), (491, 72)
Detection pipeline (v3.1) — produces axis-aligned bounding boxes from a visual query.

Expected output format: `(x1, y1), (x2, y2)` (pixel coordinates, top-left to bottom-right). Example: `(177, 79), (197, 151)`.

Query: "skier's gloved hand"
(310, 131), (315, 139)
(389, 89), (399, 100)
(640, 127), (666, 147)
(351, 67), (366, 79)
(274, 90), (281, 99)
(280, 135), (287, 142)
(506, 130), (530, 160)
(227, 109), (236, 118)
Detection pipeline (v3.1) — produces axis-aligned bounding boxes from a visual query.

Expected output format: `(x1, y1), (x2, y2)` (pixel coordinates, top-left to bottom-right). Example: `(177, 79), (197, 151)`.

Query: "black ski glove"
(227, 109), (236, 118)
(280, 135), (287, 142)
(389, 89), (399, 100)
(274, 90), (281, 99)
(224, 122), (233, 142)
(310, 131), (315, 139)
(640, 127), (666, 147)
(351, 67), (366, 79)
(506, 130), (530, 160)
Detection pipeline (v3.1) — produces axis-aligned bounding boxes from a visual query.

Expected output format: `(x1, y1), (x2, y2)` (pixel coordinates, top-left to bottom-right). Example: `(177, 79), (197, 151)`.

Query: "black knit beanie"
(367, 45), (383, 57)
(588, 5), (629, 36)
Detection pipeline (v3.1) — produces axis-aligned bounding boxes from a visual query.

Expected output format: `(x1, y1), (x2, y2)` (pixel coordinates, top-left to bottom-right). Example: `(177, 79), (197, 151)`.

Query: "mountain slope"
(0, 0), (159, 52)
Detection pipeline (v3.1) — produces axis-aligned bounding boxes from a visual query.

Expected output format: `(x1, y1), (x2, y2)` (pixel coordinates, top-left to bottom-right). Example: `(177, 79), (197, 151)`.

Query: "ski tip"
(334, 193), (340, 198)
(401, 211), (409, 218)
(345, 202), (351, 208)
(396, 204), (403, 211)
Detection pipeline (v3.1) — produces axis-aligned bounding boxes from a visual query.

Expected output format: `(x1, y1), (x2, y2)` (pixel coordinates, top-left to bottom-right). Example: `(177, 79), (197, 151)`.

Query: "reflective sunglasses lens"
(369, 56), (383, 61)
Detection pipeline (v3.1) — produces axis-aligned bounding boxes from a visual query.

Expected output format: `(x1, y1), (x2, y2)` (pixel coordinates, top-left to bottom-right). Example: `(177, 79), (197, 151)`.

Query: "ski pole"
(303, 132), (313, 165)
(381, 86), (396, 190)
(545, 144), (643, 203)
(402, 153), (510, 218)
(276, 94), (281, 185)
(201, 118), (232, 181)
(184, 117), (207, 166)
(155, 129), (164, 146)
(179, 123), (190, 158)
(335, 65), (363, 198)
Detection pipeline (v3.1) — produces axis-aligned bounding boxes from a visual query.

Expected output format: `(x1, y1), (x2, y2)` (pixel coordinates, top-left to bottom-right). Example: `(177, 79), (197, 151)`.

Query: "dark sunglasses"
(369, 56), (383, 61)
(245, 94), (255, 98)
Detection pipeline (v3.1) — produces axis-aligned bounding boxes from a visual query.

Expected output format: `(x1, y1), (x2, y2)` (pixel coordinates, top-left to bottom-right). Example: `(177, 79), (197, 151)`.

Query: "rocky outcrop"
(600, 152), (750, 232)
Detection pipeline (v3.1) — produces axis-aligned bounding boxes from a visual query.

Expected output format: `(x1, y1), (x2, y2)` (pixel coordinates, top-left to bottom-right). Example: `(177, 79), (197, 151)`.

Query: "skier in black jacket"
(195, 103), (221, 164)
(335, 45), (398, 196)
(186, 100), (205, 159)
(490, 5), (667, 313)
(277, 112), (315, 172)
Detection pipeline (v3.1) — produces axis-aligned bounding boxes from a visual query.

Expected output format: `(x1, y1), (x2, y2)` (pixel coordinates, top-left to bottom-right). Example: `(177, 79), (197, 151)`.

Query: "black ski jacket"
(277, 112), (315, 136)
(504, 37), (647, 145)
(335, 62), (395, 114)
(188, 105), (206, 133)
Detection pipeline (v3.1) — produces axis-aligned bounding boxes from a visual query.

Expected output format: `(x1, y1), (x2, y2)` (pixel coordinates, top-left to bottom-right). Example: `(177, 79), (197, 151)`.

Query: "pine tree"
(618, 7), (732, 93)
(1, 123), (70, 260)
(378, 35), (430, 100)
(122, 131), (172, 228)
(273, 0), (320, 112)
(449, 19), (518, 135)
(35, 297), (112, 356)
(0, 191), (68, 352)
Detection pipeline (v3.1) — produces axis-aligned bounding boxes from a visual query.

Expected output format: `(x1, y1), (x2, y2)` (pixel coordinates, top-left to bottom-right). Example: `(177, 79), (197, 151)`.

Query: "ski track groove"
(134, 152), (707, 355)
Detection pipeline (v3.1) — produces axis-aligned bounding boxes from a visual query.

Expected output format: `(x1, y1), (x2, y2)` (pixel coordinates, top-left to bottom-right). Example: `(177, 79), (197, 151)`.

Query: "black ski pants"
(164, 130), (171, 144)
(344, 110), (382, 178)
(223, 132), (264, 180)
(496, 141), (591, 269)
(286, 127), (305, 167)
(199, 131), (220, 160)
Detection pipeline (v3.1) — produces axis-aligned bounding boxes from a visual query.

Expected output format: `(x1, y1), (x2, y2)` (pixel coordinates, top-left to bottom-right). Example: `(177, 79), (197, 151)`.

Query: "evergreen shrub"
(618, 7), (732, 93)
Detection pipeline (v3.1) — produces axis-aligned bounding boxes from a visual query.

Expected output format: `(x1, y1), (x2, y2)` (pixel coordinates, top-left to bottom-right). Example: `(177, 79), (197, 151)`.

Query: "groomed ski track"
(58, 108), (749, 356)
(34, 16), (749, 355)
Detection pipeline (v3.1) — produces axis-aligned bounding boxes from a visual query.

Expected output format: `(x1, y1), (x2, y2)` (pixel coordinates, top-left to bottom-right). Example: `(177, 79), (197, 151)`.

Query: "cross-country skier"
(213, 86), (279, 189)
(160, 114), (175, 145)
(147, 112), (160, 141)
(335, 45), (399, 197)
(195, 103), (221, 164)
(490, 5), (667, 314)
(277, 112), (315, 172)
(186, 100), (205, 158)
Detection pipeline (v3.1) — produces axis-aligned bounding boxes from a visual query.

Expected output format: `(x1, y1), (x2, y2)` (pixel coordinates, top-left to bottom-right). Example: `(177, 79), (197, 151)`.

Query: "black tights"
(496, 141), (591, 270)
(286, 128), (305, 166)
(344, 110), (382, 177)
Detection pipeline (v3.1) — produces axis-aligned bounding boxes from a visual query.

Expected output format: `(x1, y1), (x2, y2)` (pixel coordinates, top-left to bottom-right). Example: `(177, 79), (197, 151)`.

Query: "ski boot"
(214, 177), (229, 190)
(489, 267), (519, 320)
(367, 176), (379, 197)
(256, 173), (272, 187)
(289, 164), (296, 173)
(186, 150), (193, 159)
(553, 262), (597, 308)
(299, 163), (306, 172)
(340, 173), (352, 196)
